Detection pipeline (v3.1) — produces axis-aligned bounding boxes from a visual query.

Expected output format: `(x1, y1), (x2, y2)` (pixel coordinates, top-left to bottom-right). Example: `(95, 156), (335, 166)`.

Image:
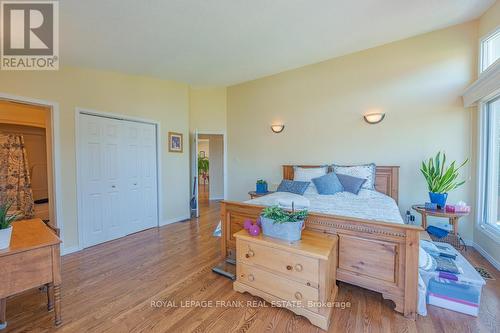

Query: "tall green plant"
(420, 152), (468, 193)
(0, 202), (19, 230)
(198, 156), (209, 175)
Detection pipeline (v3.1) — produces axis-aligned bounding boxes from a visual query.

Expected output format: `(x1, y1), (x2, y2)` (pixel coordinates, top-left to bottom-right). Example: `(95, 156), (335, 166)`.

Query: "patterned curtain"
(0, 134), (35, 219)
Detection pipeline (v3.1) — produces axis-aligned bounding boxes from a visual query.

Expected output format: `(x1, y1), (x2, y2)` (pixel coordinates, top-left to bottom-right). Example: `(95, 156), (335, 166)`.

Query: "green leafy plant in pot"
(260, 205), (308, 241)
(0, 202), (19, 250)
(420, 152), (468, 208)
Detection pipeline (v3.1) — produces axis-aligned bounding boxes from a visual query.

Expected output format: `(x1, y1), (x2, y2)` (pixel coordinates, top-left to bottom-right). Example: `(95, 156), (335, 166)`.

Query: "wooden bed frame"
(220, 165), (421, 319)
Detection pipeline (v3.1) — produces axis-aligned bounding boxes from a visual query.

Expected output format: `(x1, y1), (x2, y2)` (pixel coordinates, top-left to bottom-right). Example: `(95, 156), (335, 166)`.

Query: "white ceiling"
(60, 0), (495, 86)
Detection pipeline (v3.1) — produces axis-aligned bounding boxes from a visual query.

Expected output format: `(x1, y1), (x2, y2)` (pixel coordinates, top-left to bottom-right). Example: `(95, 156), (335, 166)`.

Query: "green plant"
(256, 179), (267, 185)
(198, 156), (209, 175)
(261, 205), (308, 224)
(420, 152), (468, 193)
(0, 202), (19, 230)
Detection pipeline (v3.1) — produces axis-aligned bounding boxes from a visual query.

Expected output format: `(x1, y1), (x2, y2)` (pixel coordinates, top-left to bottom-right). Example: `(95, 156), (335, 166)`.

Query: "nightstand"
(248, 191), (275, 199)
(233, 229), (338, 330)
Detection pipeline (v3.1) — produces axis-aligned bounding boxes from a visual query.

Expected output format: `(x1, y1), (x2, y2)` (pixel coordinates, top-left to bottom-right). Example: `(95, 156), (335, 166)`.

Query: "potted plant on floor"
(260, 205), (308, 241)
(256, 179), (268, 194)
(420, 152), (468, 209)
(0, 202), (19, 250)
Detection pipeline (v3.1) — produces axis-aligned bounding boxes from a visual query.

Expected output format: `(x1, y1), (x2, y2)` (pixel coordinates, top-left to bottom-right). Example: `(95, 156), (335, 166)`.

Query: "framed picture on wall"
(168, 132), (183, 153)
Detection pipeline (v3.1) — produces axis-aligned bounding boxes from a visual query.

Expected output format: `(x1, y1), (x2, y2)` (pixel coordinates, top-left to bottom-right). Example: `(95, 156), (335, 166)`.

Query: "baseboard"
(61, 245), (81, 256)
(472, 242), (500, 271)
(209, 196), (224, 201)
(161, 215), (190, 226)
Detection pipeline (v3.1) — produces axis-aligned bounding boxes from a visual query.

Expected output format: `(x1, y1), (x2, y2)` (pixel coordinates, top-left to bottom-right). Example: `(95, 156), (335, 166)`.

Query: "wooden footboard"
(221, 201), (421, 319)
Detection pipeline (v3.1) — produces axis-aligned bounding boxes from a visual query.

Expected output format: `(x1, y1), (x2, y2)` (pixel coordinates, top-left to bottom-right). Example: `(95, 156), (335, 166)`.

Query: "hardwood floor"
(3, 201), (499, 333)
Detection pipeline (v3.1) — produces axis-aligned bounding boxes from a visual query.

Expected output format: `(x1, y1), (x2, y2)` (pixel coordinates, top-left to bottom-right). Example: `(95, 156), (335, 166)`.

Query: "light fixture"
(363, 112), (385, 125)
(271, 124), (285, 133)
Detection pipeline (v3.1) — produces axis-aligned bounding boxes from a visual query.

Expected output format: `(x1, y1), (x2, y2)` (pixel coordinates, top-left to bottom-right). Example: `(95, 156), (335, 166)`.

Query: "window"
(480, 28), (500, 73)
(479, 97), (500, 236)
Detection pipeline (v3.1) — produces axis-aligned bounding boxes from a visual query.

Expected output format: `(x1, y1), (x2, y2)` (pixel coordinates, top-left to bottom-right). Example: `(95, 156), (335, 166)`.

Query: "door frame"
(194, 130), (228, 212)
(75, 107), (162, 249)
(0, 92), (64, 248)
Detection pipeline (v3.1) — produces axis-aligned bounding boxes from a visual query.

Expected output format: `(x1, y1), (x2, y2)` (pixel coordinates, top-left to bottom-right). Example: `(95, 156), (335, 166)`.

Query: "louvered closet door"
(79, 114), (158, 248)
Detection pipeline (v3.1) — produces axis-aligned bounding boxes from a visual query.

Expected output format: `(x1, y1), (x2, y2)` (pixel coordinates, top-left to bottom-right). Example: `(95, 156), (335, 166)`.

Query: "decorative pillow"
(332, 163), (376, 190)
(336, 173), (366, 195)
(311, 173), (344, 195)
(276, 180), (310, 195)
(293, 166), (328, 195)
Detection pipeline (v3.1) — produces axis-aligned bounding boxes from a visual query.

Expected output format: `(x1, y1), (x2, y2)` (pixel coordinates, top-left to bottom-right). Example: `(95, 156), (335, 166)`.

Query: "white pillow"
(293, 166), (328, 195)
(332, 163), (376, 190)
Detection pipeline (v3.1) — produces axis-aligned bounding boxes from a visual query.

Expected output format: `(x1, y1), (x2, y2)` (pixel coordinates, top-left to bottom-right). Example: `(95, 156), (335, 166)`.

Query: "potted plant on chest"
(420, 152), (468, 209)
(0, 202), (19, 250)
(256, 179), (268, 194)
(260, 205), (308, 242)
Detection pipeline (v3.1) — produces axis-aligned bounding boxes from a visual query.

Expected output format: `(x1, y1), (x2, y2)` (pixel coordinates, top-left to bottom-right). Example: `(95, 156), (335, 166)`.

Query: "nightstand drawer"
(237, 239), (319, 285)
(238, 262), (319, 303)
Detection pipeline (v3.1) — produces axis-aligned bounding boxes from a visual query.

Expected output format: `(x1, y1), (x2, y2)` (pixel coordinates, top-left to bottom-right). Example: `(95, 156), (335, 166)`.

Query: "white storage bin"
(420, 242), (486, 316)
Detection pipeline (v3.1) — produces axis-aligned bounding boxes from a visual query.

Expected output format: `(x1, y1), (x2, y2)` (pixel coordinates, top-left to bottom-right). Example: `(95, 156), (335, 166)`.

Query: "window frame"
(477, 97), (500, 243)
(479, 26), (500, 74)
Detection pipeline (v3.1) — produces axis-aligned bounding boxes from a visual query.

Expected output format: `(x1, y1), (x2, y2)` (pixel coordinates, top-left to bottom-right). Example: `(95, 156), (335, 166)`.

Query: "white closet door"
(80, 115), (124, 247)
(79, 114), (158, 248)
(139, 122), (158, 230)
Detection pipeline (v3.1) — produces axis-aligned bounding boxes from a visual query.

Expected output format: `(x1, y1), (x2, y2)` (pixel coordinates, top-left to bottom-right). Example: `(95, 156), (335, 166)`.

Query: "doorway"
(191, 131), (226, 217)
(0, 99), (55, 227)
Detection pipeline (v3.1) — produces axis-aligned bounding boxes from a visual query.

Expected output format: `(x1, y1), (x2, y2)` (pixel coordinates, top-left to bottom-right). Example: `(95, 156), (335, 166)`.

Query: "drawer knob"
(294, 264), (303, 272)
(294, 292), (303, 300)
(286, 265), (293, 271)
(248, 274), (255, 282)
(245, 250), (255, 258)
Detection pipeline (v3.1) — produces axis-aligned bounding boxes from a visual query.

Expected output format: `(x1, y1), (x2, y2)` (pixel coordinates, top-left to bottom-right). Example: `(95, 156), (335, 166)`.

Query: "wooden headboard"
(282, 165), (400, 203)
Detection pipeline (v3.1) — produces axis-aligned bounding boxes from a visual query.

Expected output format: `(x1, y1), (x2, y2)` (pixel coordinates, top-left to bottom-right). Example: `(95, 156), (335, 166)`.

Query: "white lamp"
(271, 124), (285, 133)
(363, 112), (385, 124)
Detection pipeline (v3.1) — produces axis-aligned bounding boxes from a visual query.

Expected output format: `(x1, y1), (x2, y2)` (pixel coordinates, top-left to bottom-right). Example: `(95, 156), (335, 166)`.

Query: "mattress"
(245, 189), (403, 224)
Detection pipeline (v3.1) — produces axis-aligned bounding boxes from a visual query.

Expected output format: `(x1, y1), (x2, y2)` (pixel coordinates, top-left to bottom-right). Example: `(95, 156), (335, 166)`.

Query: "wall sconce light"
(363, 112), (385, 125)
(271, 124), (285, 133)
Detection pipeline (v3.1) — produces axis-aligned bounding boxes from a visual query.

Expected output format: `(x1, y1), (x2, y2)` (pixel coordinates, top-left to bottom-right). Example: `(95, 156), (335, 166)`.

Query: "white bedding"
(245, 189), (403, 224)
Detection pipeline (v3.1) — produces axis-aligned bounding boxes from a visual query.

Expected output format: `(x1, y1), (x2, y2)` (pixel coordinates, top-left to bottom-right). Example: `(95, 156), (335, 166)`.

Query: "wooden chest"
(233, 229), (338, 330)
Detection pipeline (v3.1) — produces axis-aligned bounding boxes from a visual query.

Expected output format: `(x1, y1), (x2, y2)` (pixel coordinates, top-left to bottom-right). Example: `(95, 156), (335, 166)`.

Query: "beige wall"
(208, 135), (224, 200)
(227, 22), (478, 242)
(0, 67), (190, 252)
(189, 87), (227, 133)
(479, 0), (500, 37)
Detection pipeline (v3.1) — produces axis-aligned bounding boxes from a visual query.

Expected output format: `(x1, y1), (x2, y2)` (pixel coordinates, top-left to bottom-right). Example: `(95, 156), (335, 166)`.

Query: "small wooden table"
(412, 205), (469, 235)
(0, 219), (62, 329)
(248, 191), (275, 199)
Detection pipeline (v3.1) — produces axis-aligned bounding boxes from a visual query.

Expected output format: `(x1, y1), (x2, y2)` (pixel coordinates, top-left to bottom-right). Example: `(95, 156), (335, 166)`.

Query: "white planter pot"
(0, 226), (12, 250)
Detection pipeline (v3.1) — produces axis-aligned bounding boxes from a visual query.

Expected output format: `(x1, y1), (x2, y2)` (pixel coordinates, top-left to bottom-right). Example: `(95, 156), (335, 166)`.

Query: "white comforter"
(245, 189), (403, 224)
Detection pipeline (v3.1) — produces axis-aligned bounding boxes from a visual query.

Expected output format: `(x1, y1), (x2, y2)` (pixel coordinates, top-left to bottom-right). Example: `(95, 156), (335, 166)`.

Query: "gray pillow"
(336, 173), (366, 195)
(311, 172), (344, 195)
(277, 180), (310, 195)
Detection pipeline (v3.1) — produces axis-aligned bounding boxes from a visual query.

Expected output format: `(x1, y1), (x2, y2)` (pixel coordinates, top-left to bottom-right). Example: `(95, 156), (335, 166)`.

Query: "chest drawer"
(238, 262), (319, 303)
(237, 239), (319, 285)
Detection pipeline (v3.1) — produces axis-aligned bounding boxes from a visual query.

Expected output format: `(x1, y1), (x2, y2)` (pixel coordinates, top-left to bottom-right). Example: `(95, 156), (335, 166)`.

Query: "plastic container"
(260, 216), (303, 242)
(420, 242), (485, 316)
